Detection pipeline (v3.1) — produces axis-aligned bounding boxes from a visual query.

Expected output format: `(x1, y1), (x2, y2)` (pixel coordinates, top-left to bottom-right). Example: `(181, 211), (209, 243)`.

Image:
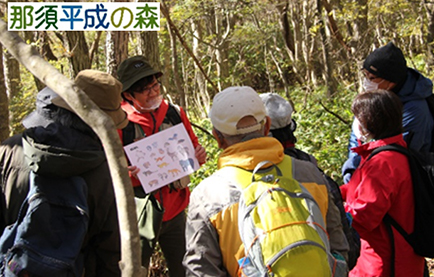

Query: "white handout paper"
(123, 123), (199, 193)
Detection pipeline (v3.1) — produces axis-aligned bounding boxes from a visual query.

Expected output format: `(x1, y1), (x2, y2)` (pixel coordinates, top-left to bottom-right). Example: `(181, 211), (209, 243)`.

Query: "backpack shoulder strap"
(367, 144), (408, 161)
(367, 144), (414, 244)
(121, 121), (136, 146)
(426, 94), (434, 152)
(121, 121), (147, 147)
(164, 103), (182, 125)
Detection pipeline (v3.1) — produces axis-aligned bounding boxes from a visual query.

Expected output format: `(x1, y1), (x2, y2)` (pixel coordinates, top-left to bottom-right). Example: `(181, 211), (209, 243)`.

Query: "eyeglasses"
(133, 81), (161, 96)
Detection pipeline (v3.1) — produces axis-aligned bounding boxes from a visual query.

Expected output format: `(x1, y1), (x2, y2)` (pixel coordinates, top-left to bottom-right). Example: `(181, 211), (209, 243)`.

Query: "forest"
(1, 0), (434, 275)
(3, 0), (434, 181)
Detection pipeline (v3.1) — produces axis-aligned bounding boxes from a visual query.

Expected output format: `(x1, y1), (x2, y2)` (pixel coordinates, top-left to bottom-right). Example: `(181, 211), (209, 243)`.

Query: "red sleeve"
(340, 184), (348, 201)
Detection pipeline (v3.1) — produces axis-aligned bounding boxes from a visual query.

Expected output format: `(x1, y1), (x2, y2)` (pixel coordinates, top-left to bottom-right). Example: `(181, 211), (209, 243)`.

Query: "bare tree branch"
(89, 31), (102, 63)
(319, 101), (350, 125)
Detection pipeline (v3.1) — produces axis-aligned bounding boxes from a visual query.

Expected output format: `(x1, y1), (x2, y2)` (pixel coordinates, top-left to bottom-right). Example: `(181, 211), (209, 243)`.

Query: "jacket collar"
(121, 99), (169, 134)
(351, 134), (407, 158)
(217, 137), (285, 170)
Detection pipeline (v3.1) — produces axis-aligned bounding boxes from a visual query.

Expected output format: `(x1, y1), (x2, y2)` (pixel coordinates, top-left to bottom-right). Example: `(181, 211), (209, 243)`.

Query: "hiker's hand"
(195, 145), (207, 165)
(128, 165), (140, 178)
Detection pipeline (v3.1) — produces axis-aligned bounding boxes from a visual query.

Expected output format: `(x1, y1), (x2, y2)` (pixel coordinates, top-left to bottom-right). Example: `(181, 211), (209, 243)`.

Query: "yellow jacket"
(184, 137), (348, 276)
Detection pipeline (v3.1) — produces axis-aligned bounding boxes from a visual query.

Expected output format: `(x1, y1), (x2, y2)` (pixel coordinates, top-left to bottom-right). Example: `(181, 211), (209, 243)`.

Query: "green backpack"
(221, 156), (345, 276)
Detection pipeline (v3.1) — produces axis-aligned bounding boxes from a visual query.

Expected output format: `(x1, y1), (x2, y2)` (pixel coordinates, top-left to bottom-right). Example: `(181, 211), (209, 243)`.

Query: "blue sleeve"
(402, 100), (433, 152)
(348, 121), (359, 153)
(341, 119), (361, 183)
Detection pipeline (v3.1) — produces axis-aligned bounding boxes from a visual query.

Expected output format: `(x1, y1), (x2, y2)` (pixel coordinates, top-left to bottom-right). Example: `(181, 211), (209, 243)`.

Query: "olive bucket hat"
(117, 56), (163, 92)
(52, 69), (128, 129)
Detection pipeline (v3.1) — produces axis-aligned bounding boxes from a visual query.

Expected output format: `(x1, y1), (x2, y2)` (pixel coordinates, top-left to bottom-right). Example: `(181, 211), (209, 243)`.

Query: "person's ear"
(122, 92), (134, 101)
(263, 116), (271, 136)
(386, 82), (397, 91)
(212, 128), (227, 149)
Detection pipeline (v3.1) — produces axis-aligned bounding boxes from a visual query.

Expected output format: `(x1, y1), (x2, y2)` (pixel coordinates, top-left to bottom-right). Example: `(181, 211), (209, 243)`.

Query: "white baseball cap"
(259, 92), (294, 130)
(209, 86), (266, 135)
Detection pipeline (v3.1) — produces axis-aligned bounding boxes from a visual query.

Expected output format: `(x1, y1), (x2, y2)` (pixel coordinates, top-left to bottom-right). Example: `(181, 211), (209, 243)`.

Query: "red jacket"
(119, 99), (200, 221)
(340, 134), (424, 277)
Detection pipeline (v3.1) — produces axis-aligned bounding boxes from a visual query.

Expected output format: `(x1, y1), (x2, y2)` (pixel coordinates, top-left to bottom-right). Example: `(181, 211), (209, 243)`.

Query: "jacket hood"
(218, 136), (284, 170)
(22, 124), (107, 178)
(396, 68), (433, 102)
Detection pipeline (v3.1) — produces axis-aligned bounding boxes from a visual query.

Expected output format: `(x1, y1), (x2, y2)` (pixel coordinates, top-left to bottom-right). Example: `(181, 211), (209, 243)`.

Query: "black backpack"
(0, 171), (89, 276)
(425, 94), (434, 152)
(367, 144), (434, 258)
(283, 147), (361, 270)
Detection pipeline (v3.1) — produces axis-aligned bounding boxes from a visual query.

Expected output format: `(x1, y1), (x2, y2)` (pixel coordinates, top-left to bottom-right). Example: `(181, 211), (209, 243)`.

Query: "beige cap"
(52, 70), (128, 129)
(209, 86), (266, 135)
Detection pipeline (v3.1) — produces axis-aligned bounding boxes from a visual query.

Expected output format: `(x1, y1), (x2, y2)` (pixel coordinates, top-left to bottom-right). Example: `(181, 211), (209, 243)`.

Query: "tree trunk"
(63, 31), (91, 78)
(106, 31), (129, 77)
(3, 50), (20, 99)
(0, 44), (8, 142)
(423, 1), (434, 69)
(317, 0), (337, 96)
(0, 19), (145, 277)
(166, 11), (185, 108)
(191, 19), (209, 118)
(277, 1), (295, 55)
(276, 1), (304, 85)
(138, 31), (161, 71)
(89, 31), (103, 66)
(349, 0), (369, 91)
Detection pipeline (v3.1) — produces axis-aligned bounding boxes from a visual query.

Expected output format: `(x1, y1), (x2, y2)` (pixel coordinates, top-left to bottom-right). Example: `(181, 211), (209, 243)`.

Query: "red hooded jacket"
(340, 134), (424, 277)
(119, 99), (200, 221)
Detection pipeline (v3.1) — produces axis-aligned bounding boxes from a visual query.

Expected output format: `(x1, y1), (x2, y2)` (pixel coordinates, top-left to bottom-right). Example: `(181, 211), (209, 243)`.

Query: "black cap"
(363, 42), (408, 84)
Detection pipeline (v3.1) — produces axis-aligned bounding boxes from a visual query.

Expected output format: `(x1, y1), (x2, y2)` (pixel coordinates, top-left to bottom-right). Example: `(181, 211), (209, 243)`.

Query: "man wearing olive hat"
(342, 42), (434, 183)
(0, 70), (126, 276)
(117, 56), (206, 276)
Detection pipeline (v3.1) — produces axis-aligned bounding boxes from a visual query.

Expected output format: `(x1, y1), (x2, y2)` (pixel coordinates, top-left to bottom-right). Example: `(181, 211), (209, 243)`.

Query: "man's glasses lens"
(134, 82), (160, 94)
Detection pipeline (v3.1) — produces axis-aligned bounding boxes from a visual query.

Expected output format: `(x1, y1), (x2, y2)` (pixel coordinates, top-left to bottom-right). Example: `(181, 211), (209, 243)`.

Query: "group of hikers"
(0, 41), (432, 277)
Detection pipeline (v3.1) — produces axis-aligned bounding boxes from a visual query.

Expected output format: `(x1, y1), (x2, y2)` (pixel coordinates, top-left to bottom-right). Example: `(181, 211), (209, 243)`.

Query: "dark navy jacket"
(342, 68), (433, 183)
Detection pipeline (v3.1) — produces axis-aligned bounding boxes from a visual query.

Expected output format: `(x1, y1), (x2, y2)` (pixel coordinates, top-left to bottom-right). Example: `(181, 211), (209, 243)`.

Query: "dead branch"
(319, 101), (350, 125)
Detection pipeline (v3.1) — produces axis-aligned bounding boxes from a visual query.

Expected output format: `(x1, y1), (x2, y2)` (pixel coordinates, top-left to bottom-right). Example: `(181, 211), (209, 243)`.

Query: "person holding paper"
(117, 56), (206, 277)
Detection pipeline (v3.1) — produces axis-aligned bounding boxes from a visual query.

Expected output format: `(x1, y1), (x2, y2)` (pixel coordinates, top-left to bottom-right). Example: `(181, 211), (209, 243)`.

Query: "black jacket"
(0, 124), (121, 276)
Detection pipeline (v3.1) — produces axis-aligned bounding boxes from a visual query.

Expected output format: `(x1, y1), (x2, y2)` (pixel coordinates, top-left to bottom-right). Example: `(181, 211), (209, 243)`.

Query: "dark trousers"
(141, 211), (186, 277)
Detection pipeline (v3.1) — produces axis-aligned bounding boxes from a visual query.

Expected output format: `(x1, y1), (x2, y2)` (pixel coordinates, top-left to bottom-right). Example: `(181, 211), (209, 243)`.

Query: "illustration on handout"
(124, 123), (199, 193)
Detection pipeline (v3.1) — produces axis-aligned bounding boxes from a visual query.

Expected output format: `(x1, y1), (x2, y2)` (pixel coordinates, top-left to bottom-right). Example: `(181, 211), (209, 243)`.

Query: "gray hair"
(214, 126), (265, 145)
